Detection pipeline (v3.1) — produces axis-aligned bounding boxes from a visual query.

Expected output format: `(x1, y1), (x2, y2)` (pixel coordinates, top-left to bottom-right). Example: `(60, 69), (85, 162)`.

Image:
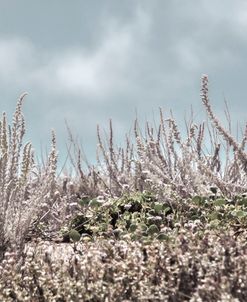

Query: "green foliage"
(68, 229), (81, 242)
(213, 198), (227, 206)
(147, 224), (159, 235)
(66, 191), (172, 241)
(65, 192), (247, 243)
(189, 194), (247, 229)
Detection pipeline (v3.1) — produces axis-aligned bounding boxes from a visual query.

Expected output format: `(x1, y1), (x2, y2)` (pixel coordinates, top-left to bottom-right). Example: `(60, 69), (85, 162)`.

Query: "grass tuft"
(0, 75), (247, 301)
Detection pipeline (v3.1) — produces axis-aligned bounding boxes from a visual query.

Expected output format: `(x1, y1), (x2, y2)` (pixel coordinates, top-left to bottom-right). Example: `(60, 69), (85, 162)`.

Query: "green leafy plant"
(65, 191), (173, 241)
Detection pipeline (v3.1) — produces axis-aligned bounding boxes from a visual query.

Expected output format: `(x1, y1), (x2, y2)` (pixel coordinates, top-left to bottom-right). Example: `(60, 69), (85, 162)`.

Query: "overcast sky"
(0, 1), (246, 169)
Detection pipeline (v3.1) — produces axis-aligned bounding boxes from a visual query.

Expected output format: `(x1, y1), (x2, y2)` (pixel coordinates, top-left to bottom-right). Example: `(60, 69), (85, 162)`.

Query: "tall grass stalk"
(0, 94), (58, 258)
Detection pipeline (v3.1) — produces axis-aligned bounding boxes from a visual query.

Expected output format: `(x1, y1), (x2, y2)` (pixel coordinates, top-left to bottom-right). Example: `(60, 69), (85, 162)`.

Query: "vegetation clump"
(64, 191), (172, 242)
(0, 75), (247, 301)
(63, 190), (247, 247)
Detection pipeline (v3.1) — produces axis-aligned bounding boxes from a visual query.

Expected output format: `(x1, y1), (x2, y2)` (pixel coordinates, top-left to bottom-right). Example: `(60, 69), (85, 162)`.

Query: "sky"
(0, 1), (246, 170)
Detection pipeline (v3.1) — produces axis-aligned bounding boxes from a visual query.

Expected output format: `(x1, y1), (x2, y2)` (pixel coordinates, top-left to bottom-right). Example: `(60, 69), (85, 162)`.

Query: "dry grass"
(0, 93), (59, 258)
(1, 230), (247, 301)
(0, 75), (246, 301)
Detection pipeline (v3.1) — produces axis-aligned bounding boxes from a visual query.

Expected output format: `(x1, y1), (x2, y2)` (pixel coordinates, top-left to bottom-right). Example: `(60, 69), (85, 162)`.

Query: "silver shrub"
(0, 94), (58, 255)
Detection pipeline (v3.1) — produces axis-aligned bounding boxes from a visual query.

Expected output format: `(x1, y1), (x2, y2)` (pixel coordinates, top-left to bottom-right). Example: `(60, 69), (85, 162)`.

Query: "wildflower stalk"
(201, 75), (247, 173)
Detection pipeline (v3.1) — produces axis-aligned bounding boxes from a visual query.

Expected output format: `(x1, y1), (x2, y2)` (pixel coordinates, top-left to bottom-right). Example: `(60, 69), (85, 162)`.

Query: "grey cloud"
(0, 1), (246, 167)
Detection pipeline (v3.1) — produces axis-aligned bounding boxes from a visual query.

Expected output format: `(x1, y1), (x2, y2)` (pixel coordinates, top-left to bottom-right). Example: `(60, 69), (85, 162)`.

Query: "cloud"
(0, 38), (35, 84)
(0, 1), (246, 165)
(0, 2), (244, 109)
(0, 8), (151, 102)
(53, 29), (133, 98)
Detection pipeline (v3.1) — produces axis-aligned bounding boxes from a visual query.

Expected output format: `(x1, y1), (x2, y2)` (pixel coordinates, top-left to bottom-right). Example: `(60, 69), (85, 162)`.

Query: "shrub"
(0, 94), (58, 258)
